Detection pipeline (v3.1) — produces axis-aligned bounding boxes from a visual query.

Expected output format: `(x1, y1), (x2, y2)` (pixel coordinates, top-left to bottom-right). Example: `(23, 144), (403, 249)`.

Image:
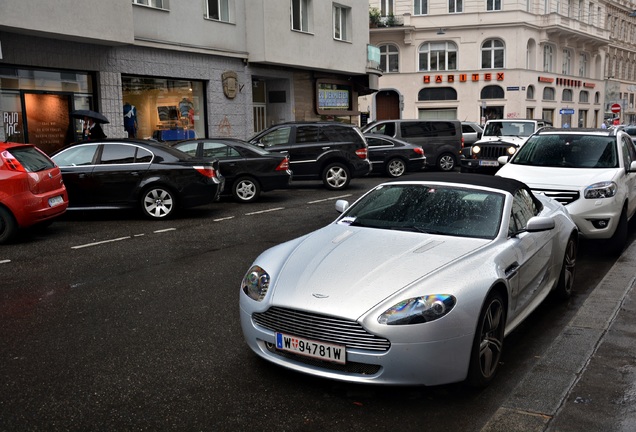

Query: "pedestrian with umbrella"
(72, 109), (109, 141)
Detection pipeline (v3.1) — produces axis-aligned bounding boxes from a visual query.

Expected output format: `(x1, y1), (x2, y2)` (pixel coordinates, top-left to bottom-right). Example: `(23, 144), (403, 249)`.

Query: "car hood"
(267, 223), (489, 320)
(497, 165), (618, 188)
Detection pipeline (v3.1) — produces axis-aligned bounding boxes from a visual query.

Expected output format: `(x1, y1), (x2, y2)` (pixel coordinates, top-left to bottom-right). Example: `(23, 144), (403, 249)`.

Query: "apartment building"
(0, 0), (378, 154)
(363, 0), (636, 128)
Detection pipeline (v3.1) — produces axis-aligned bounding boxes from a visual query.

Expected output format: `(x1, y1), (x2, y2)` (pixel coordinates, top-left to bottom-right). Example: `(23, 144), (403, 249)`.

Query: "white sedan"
(239, 173), (578, 387)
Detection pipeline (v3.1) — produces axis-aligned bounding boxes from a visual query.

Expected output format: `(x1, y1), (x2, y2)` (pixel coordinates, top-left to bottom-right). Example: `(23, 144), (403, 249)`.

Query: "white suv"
(496, 127), (636, 254)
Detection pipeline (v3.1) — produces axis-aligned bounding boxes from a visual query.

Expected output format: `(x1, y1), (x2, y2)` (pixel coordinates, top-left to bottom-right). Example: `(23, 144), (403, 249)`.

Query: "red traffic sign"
(611, 103), (621, 113)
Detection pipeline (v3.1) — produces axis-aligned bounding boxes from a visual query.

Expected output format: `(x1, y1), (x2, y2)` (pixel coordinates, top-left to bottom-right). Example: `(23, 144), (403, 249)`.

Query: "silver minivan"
(362, 119), (463, 171)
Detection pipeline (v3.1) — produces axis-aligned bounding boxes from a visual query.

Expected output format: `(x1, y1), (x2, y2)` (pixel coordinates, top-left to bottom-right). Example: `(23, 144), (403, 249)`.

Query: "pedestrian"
(601, 122), (607, 129)
(82, 117), (107, 140)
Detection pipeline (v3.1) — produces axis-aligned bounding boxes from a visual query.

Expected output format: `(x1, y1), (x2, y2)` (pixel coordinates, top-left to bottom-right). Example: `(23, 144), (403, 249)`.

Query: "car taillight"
(193, 165), (217, 178)
(413, 147), (424, 156)
(355, 148), (368, 159)
(0, 150), (27, 172)
(276, 157), (290, 171)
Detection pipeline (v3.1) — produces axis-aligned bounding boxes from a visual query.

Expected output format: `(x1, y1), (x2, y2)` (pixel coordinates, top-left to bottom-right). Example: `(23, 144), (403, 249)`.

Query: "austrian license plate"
(48, 195), (64, 207)
(276, 332), (346, 364)
(479, 160), (499, 167)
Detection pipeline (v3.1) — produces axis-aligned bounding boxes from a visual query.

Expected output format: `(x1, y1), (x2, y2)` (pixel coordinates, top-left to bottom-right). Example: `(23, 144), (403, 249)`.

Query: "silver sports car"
(239, 173), (578, 387)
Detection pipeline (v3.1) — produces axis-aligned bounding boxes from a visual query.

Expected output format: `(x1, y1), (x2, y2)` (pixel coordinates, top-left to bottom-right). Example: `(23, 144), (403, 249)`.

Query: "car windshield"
(512, 134), (618, 168)
(484, 121), (534, 137)
(338, 184), (504, 239)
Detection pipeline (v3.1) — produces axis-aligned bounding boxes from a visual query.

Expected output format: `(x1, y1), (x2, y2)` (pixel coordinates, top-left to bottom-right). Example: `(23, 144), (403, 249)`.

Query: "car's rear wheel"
(386, 158), (407, 177)
(437, 153), (456, 171)
(233, 176), (261, 203)
(554, 233), (577, 300)
(0, 206), (18, 244)
(605, 208), (628, 256)
(467, 290), (505, 388)
(140, 186), (177, 219)
(322, 162), (350, 190)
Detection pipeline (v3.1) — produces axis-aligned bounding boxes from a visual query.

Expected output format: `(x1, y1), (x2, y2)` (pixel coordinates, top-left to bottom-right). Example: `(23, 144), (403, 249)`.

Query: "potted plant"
(369, 7), (381, 27)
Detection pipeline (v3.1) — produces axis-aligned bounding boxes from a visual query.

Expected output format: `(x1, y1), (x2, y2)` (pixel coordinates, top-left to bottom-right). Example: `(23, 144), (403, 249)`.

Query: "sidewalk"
(480, 239), (636, 432)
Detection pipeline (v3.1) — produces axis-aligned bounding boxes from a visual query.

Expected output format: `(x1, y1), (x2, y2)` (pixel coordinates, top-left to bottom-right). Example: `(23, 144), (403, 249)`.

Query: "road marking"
(153, 228), (176, 233)
(71, 236), (131, 249)
(245, 207), (285, 216)
(307, 194), (352, 204)
(214, 216), (235, 222)
(0, 259), (10, 264)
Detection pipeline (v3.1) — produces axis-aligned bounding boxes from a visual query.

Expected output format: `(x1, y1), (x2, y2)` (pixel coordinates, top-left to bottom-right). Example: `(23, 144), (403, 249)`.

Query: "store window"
(481, 85), (504, 99)
(418, 87), (457, 101)
(121, 76), (205, 141)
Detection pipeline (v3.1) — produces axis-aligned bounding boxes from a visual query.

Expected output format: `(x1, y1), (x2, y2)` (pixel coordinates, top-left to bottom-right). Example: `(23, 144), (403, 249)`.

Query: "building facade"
(363, 0), (636, 128)
(0, 0), (378, 154)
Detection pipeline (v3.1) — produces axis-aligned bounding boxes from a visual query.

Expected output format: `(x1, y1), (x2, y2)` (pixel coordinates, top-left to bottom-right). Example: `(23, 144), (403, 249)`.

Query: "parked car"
(461, 119), (552, 173)
(462, 121), (483, 145)
(239, 173), (578, 387)
(50, 139), (224, 219)
(362, 119), (463, 171)
(497, 127), (636, 254)
(0, 142), (69, 243)
(364, 134), (425, 177)
(249, 122), (371, 190)
(171, 138), (291, 203)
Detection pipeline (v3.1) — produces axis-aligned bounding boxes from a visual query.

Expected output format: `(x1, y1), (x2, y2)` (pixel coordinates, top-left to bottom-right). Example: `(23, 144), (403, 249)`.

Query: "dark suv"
(249, 122), (371, 190)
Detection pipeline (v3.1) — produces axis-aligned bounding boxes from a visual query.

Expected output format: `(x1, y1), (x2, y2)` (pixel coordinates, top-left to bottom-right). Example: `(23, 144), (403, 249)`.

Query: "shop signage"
(538, 76), (554, 83)
(3, 112), (19, 138)
(316, 81), (352, 114)
(422, 72), (504, 84)
(583, 82), (596, 88)
(506, 86), (520, 91)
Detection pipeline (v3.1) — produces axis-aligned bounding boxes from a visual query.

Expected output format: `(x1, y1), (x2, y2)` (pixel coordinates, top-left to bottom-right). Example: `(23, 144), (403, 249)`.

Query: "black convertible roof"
(389, 172), (532, 196)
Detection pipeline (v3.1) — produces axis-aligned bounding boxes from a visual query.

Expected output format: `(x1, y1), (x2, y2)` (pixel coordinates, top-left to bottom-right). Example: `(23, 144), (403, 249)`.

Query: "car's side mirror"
(335, 200), (349, 213)
(497, 155), (509, 165)
(629, 160), (636, 173)
(525, 216), (555, 232)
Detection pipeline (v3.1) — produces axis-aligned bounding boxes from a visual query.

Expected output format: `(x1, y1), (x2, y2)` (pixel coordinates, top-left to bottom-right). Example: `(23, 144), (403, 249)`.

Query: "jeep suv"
(496, 127), (636, 254)
(249, 122), (371, 190)
(461, 119), (551, 173)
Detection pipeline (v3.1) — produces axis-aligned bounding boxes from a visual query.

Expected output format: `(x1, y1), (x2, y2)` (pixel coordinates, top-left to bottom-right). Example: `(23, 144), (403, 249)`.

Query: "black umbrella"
(71, 109), (110, 124)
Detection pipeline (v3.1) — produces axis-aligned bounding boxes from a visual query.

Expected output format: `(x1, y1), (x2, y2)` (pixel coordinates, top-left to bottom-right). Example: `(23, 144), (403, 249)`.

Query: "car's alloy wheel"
(0, 206), (18, 244)
(141, 187), (176, 219)
(437, 153), (456, 171)
(386, 158), (406, 177)
(555, 234), (577, 300)
(233, 177), (260, 203)
(467, 291), (505, 387)
(322, 163), (350, 190)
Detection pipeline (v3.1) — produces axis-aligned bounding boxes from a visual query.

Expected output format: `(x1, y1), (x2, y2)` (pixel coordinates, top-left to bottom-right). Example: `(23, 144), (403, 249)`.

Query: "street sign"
(559, 108), (575, 115)
(611, 103), (621, 113)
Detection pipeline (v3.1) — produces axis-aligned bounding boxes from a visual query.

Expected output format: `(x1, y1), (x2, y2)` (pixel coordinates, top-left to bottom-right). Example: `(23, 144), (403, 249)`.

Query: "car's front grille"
(532, 188), (580, 205)
(477, 145), (511, 159)
(252, 306), (391, 351)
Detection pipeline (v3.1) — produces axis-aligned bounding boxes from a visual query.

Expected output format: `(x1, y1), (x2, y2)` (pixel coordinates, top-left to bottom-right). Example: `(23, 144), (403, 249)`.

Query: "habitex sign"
(423, 72), (505, 84)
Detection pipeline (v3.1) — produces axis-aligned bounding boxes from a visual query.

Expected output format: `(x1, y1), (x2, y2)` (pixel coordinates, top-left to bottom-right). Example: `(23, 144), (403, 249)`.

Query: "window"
(481, 39), (504, 68)
(202, 142), (241, 158)
(481, 85), (504, 99)
(543, 44), (554, 72)
(133, 0), (167, 8)
(379, 44), (399, 72)
(291, 0), (310, 32)
(414, 0), (428, 15)
(449, 0), (463, 13)
(207, 0), (231, 22)
(419, 42), (458, 71)
(543, 87), (556, 100)
(527, 85), (535, 99)
(418, 87), (458, 100)
(487, 0), (501, 11)
(508, 189), (540, 236)
(380, 0), (394, 16)
(100, 145), (136, 165)
(333, 4), (350, 41)
(579, 90), (589, 102)
(562, 49), (572, 74)
(579, 52), (588, 77)
(562, 89), (573, 102)
(259, 127), (291, 147)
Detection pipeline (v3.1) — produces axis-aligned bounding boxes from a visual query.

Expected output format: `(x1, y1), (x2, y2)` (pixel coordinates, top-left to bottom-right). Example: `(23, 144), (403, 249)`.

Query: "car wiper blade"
(392, 225), (444, 234)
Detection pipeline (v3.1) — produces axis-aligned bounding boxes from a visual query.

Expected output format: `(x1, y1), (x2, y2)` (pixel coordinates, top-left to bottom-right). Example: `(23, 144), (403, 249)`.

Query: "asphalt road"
(0, 174), (629, 431)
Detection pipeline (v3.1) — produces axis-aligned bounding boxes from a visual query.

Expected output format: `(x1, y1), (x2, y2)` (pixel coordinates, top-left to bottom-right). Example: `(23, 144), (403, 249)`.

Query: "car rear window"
(321, 125), (364, 144)
(6, 146), (55, 172)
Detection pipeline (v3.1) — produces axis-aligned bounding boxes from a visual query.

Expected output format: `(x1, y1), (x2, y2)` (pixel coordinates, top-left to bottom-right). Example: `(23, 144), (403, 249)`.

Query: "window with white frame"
(419, 42), (458, 71)
(379, 44), (399, 72)
(291, 0), (310, 32)
(481, 39), (504, 68)
(579, 52), (588, 77)
(487, 0), (501, 11)
(543, 44), (554, 72)
(380, 0), (394, 16)
(133, 0), (167, 9)
(414, 0), (428, 15)
(562, 49), (572, 74)
(333, 4), (350, 42)
(449, 0), (463, 13)
(206, 0), (231, 22)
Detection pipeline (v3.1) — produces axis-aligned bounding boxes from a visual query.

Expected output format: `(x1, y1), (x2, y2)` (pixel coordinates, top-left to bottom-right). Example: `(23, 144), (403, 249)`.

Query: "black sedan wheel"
(386, 158), (407, 177)
(0, 207), (18, 244)
(437, 153), (456, 171)
(322, 163), (350, 190)
(467, 291), (505, 387)
(233, 177), (261, 203)
(141, 186), (176, 219)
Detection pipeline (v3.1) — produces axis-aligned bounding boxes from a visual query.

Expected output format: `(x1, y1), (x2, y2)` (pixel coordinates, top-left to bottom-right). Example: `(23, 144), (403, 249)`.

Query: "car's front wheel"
(322, 162), (350, 190)
(437, 153), (456, 171)
(140, 186), (177, 219)
(0, 206), (18, 244)
(467, 290), (506, 388)
(233, 176), (261, 203)
(386, 158), (407, 177)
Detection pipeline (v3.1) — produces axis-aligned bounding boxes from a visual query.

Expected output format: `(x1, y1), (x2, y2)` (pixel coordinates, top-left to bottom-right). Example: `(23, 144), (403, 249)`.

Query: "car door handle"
(505, 263), (519, 278)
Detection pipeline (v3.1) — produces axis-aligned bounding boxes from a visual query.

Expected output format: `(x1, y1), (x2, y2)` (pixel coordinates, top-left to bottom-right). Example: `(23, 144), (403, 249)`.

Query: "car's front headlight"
(378, 294), (456, 325)
(472, 145), (481, 155)
(507, 146), (517, 155)
(241, 265), (270, 301)
(584, 181), (617, 199)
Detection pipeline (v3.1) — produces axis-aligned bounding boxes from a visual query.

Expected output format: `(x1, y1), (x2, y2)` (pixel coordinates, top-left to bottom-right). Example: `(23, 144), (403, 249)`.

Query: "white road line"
(244, 207), (285, 216)
(214, 216), (235, 222)
(0, 259), (11, 264)
(307, 194), (352, 204)
(153, 228), (176, 233)
(71, 236), (132, 249)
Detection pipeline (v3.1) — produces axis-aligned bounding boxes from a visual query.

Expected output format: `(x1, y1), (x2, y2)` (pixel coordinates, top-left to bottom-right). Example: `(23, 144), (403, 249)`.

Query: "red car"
(0, 142), (68, 243)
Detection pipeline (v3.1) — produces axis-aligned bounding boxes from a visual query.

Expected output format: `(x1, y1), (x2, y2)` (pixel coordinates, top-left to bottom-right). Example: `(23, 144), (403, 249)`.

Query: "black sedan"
(364, 134), (426, 177)
(50, 139), (224, 219)
(171, 138), (291, 203)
